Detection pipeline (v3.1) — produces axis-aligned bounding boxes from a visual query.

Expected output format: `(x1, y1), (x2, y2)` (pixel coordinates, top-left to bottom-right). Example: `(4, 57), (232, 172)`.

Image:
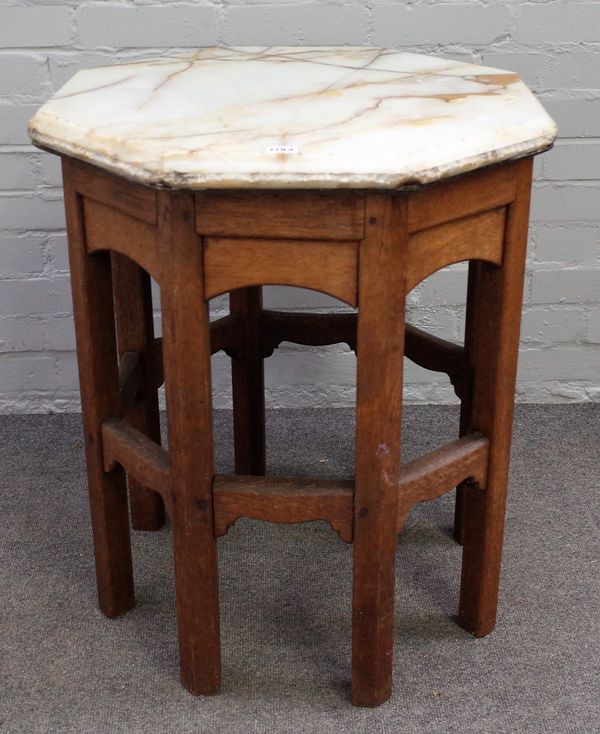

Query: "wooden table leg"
(63, 160), (135, 617)
(159, 190), (221, 695)
(352, 194), (407, 707)
(453, 260), (481, 544)
(458, 158), (533, 636)
(230, 286), (266, 475)
(112, 253), (165, 531)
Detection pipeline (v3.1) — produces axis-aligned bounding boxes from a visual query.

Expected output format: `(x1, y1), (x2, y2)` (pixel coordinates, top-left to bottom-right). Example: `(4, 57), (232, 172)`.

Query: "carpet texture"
(1, 406), (598, 733)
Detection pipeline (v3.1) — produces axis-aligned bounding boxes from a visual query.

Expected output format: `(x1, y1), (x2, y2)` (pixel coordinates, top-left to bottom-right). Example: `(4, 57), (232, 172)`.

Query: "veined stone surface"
(28, 46), (557, 189)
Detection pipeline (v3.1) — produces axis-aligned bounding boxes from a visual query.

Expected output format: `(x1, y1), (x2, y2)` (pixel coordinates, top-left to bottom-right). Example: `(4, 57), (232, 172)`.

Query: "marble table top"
(29, 47), (557, 190)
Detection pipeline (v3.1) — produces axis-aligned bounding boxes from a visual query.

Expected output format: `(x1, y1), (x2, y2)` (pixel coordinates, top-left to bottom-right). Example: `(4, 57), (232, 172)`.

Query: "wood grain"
(405, 207), (506, 291)
(118, 351), (144, 411)
(102, 417), (171, 510)
(210, 313), (244, 359)
(397, 433), (489, 528)
(407, 162), (516, 232)
(458, 157), (533, 637)
(213, 474), (353, 542)
(261, 310), (357, 357)
(230, 287), (266, 475)
(204, 237), (359, 305)
(196, 190), (365, 240)
(405, 324), (468, 399)
(112, 253), (165, 531)
(62, 157), (135, 618)
(454, 260), (481, 543)
(146, 314), (244, 394)
(159, 189), (221, 695)
(70, 157), (157, 225)
(60, 153), (536, 708)
(352, 193), (407, 707)
(84, 197), (163, 283)
(259, 311), (467, 397)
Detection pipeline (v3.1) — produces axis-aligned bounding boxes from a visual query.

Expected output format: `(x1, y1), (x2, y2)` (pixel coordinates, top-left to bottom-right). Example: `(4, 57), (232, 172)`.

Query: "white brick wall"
(1, 0), (599, 412)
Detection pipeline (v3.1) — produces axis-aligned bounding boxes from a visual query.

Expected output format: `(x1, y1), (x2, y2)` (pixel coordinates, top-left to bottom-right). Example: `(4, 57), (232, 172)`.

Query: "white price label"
(266, 144), (298, 155)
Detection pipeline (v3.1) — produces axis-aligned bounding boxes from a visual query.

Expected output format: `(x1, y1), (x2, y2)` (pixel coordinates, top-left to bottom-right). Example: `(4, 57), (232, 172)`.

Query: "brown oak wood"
(196, 190), (365, 240)
(259, 312), (467, 397)
(159, 189), (221, 695)
(352, 193), (407, 707)
(204, 237), (359, 305)
(405, 324), (468, 399)
(118, 351), (144, 410)
(84, 197), (163, 283)
(69, 157), (157, 225)
(230, 287), (266, 475)
(261, 310), (357, 357)
(102, 417), (171, 510)
(458, 157), (533, 637)
(213, 475), (354, 542)
(112, 253), (165, 531)
(210, 314), (244, 359)
(146, 314), (245, 394)
(453, 260), (481, 543)
(407, 162), (517, 232)
(61, 153), (536, 707)
(405, 207), (505, 292)
(397, 433), (488, 528)
(62, 157), (135, 618)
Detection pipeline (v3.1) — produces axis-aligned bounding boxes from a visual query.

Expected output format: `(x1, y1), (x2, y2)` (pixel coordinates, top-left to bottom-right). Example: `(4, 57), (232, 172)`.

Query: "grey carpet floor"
(1, 406), (598, 734)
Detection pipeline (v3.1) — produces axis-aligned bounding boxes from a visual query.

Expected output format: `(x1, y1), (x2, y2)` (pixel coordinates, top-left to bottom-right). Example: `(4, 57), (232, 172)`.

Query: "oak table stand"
(62, 154), (532, 707)
(30, 45), (556, 708)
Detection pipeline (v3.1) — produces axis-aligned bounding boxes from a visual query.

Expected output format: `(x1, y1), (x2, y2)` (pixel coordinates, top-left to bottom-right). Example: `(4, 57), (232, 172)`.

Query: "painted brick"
(541, 98), (600, 138)
(0, 103), (40, 144)
(44, 316), (76, 351)
(405, 360), (452, 385)
(77, 5), (218, 48)
(263, 286), (351, 311)
(39, 153), (63, 188)
(0, 355), (59, 393)
(152, 314), (162, 339)
(411, 269), (469, 307)
(47, 233), (69, 272)
(521, 308), (584, 343)
(543, 142), (600, 181)
(514, 4), (600, 44)
(405, 307), (457, 341)
(0, 153), (38, 191)
(0, 54), (50, 97)
(372, 4), (511, 46)
(515, 380), (599, 405)
(0, 196), (66, 230)
(517, 347), (600, 382)
(535, 226), (600, 266)
(224, 4), (369, 45)
(210, 295), (229, 316)
(0, 2), (600, 410)
(0, 317), (45, 353)
(0, 6), (72, 48)
(55, 351), (80, 390)
(480, 51), (550, 91)
(587, 309), (600, 344)
(530, 185), (600, 222)
(0, 234), (45, 275)
(531, 271), (600, 304)
(548, 53), (600, 91)
(264, 349), (356, 388)
(0, 278), (72, 316)
(48, 51), (125, 91)
(532, 155), (544, 182)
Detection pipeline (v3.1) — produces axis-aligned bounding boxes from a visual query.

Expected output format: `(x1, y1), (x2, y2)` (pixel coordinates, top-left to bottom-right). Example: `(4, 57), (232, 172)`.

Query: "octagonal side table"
(29, 47), (557, 707)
